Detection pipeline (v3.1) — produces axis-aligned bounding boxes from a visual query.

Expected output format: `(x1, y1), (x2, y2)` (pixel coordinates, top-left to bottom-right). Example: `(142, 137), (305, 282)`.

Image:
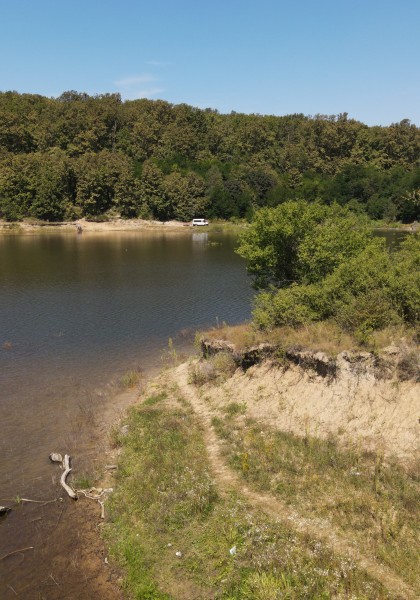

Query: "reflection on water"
(0, 229), (253, 596)
(192, 231), (208, 244)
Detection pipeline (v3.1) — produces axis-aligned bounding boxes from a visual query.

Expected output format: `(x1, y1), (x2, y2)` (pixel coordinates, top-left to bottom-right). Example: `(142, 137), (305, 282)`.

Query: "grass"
(72, 471), (96, 490)
(212, 412), (420, 594)
(188, 352), (237, 386)
(104, 383), (393, 599)
(120, 369), (142, 389)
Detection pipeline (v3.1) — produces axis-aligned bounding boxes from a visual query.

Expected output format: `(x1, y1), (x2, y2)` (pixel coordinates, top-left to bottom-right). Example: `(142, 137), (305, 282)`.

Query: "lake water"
(0, 229), (253, 597)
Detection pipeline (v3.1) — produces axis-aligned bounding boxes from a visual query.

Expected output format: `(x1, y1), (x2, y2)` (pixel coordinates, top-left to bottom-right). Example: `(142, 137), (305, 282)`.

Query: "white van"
(192, 218), (209, 226)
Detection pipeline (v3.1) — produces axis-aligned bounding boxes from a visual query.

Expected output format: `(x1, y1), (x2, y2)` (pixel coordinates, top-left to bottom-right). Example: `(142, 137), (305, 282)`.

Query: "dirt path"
(170, 362), (416, 600)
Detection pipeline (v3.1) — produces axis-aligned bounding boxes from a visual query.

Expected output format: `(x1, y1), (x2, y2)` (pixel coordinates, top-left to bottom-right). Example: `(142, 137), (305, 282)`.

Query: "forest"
(0, 90), (419, 222)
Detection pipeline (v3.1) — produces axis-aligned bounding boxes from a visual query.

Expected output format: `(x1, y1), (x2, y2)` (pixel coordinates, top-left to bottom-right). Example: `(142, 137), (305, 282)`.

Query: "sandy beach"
(0, 218), (192, 234)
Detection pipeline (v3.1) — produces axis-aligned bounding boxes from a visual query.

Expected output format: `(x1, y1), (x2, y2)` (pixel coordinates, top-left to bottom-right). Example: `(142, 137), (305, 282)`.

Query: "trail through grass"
(105, 374), (403, 599)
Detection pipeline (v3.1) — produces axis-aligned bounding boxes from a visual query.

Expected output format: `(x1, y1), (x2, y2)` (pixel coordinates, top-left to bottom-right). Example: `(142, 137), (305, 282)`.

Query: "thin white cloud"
(113, 73), (165, 100)
(124, 87), (165, 100)
(114, 74), (156, 87)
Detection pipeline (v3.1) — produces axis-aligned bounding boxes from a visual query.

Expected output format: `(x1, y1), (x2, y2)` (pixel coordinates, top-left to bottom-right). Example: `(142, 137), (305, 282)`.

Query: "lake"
(0, 228), (253, 597)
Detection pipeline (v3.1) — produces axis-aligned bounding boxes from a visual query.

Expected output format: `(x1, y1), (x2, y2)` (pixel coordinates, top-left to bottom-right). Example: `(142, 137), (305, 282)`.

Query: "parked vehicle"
(192, 218), (209, 226)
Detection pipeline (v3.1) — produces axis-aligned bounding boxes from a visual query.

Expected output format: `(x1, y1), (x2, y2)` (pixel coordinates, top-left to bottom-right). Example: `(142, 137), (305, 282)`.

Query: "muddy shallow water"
(0, 229), (252, 598)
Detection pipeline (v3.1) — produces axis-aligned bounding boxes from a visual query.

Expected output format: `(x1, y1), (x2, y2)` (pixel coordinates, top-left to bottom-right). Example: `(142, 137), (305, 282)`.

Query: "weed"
(73, 472), (95, 490)
(225, 401), (247, 416)
(142, 391), (167, 406)
(200, 320), (420, 360)
(161, 337), (179, 368)
(76, 402), (96, 426)
(119, 370), (141, 389)
(108, 422), (127, 448)
(397, 349), (420, 381)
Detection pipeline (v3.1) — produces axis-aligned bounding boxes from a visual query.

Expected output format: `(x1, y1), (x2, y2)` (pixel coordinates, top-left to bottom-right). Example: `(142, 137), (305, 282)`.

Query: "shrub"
(189, 352), (236, 386)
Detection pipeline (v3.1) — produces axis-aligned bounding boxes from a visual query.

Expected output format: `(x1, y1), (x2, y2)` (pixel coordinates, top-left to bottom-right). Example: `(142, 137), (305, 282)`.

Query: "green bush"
(253, 284), (328, 329)
(249, 221), (420, 338)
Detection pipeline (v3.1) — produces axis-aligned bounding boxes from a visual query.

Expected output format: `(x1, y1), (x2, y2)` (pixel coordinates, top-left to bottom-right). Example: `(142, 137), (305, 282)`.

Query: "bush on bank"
(238, 202), (420, 342)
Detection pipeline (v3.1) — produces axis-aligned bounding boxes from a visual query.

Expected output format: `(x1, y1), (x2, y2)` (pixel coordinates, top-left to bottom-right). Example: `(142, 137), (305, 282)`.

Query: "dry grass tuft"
(188, 352), (237, 386)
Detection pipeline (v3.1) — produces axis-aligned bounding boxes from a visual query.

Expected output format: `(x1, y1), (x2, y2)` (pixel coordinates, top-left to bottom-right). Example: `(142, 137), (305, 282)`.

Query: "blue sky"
(1, 0), (419, 125)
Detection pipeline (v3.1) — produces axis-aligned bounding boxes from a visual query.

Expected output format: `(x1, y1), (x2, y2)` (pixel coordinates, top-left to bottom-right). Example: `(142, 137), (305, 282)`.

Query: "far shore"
(0, 218), (196, 235)
(0, 217), (418, 236)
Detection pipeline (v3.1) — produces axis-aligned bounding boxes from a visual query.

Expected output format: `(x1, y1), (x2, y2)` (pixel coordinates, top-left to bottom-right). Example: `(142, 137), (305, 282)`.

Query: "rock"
(201, 338), (235, 358)
(286, 348), (337, 378)
(175, 551), (182, 557)
(229, 545), (237, 555)
(200, 337), (277, 370)
(49, 453), (63, 463)
(382, 345), (401, 356)
(0, 506), (11, 516)
(237, 343), (277, 370)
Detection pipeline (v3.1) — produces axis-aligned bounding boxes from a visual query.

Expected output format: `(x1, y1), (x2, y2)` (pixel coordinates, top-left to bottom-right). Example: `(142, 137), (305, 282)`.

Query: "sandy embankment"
(195, 342), (420, 466)
(0, 218), (191, 234)
(209, 361), (418, 463)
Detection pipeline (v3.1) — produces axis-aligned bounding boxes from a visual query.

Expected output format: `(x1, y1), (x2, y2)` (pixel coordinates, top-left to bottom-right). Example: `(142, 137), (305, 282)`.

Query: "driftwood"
(60, 454), (77, 499)
(49, 452), (77, 498)
(49, 452), (113, 512)
(0, 546), (34, 562)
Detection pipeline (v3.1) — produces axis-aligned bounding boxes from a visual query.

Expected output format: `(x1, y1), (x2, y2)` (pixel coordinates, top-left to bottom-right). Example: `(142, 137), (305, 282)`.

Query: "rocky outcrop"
(200, 337), (419, 382)
(285, 348), (337, 379)
(200, 338), (277, 370)
(201, 337), (338, 377)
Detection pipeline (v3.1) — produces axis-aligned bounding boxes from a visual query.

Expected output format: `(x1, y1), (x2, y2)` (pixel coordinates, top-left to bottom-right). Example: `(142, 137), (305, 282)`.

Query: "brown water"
(0, 229), (253, 598)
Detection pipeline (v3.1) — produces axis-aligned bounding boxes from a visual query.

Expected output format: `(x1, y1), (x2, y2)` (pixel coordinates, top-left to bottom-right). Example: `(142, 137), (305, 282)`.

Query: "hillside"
(1, 91), (420, 223)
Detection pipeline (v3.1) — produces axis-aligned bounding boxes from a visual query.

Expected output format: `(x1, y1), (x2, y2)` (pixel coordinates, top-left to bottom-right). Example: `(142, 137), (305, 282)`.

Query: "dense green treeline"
(1, 90), (420, 222)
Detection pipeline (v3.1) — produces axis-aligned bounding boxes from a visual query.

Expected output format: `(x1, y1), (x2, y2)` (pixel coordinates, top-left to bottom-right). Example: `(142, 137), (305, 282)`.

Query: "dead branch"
(60, 455), (77, 499)
(76, 489), (104, 501)
(0, 547), (34, 562)
(7, 585), (17, 596)
(20, 498), (59, 504)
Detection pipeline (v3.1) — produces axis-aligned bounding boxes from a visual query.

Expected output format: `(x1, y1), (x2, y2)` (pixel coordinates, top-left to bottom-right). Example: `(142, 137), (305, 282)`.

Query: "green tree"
(163, 170), (207, 221)
(237, 201), (372, 288)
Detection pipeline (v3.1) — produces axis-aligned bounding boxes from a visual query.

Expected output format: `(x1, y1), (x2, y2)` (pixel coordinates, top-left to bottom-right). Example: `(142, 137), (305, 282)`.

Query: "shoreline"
(0, 218), (191, 235)
(0, 218), (247, 235)
(0, 217), (417, 236)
